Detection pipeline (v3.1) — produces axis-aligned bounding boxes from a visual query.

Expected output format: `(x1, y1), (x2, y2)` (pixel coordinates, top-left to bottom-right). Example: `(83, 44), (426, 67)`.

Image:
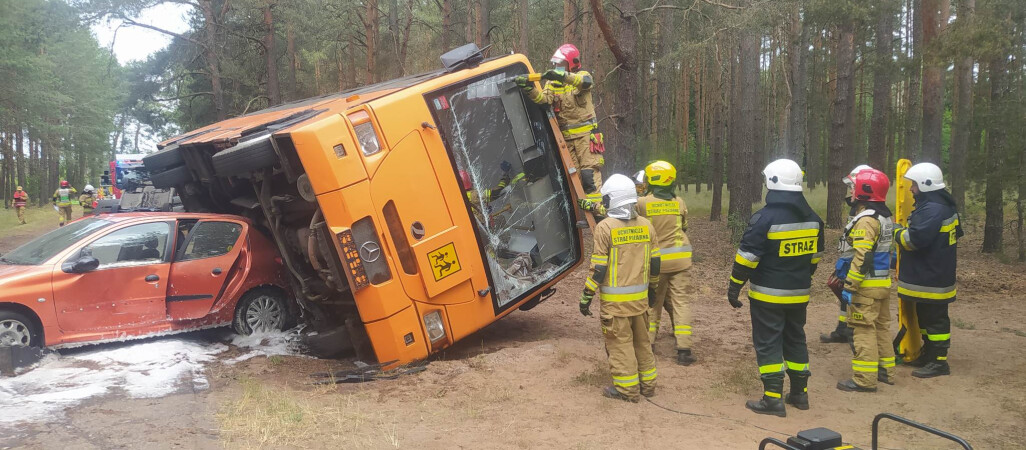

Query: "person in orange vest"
(12, 186), (30, 225)
(52, 180), (77, 226)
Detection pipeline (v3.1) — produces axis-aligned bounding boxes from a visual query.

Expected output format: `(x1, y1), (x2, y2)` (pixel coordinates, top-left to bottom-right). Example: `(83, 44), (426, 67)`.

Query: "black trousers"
(751, 302), (811, 390)
(916, 302), (951, 361)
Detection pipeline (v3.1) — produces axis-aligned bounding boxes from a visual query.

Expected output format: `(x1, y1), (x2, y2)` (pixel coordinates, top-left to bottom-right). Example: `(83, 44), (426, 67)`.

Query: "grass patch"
(268, 355), (285, 366)
(1001, 327), (1026, 338)
(571, 361), (608, 388)
(952, 318), (976, 330)
(712, 359), (762, 396)
(218, 377), (388, 448)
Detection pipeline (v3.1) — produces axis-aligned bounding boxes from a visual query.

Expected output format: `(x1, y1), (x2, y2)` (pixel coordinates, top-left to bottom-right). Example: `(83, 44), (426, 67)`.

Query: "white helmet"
(84, 184), (95, 192)
(600, 173), (638, 210)
(763, 159), (804, 192)
(904, 162), (946, 192)
(632, 170), (645, 186)
(843, 164), (873, 187)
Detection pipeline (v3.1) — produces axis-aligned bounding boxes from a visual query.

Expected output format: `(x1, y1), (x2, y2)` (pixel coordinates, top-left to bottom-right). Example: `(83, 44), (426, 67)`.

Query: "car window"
(83, 222), (170, 269)
(0, 218), (111, 265)
(180, 221), (243, 261)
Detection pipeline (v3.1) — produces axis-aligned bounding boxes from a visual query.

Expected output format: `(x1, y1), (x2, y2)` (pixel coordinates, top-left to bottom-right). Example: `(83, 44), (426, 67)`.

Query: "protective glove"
(580, 289), (595, 317)
(578, 198), (597, 211)
(841, 289), (853, 306)
(727, 283), (743, 309)
(513, 75), (530, 89)
(542, 68), (567, 82)
(500, 160), (512, 173)
(648, 288), (658, 308)
(892, 225), (906, 246)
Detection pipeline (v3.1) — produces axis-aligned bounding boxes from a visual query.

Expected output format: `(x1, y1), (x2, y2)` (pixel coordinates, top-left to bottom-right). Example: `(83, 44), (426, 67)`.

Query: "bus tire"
(150, 165), (192, 189)
(143, 145), (185, 172)
(212, 137), (277, 176)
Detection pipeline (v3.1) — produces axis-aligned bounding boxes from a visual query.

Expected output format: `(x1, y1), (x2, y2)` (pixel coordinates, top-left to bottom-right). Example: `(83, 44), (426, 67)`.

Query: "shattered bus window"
(429, 66), (580, 311)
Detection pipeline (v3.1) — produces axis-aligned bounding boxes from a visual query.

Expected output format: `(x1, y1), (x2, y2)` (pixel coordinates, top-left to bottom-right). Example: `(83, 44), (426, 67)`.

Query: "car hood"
(0, 263), (52, 298)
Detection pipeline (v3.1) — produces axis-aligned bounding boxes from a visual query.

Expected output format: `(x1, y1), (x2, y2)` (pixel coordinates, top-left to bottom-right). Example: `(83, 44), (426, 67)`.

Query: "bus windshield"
(428, 64), (580, 312)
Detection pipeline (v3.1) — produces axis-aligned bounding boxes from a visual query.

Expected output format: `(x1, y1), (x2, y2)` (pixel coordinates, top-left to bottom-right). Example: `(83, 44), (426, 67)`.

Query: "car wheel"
(143, 144), (185, 172)
(233, 289), (291, 335)
(150, 165), (193, 189)
(212, 136), (278, 177)
(0, 311), (41, 347)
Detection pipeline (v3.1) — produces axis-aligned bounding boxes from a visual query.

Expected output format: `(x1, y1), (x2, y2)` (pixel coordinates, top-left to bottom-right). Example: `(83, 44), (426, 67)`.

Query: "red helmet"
(60, 180), (69, 188)
(551, 44), (581, 71)
(459, 170), (472, 190)
(853, 168), (890, 202)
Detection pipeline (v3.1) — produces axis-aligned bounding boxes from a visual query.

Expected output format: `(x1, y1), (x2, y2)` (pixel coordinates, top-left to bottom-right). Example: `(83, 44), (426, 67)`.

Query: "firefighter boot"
(676, 349), (696, 366)
(785, 371), (809, 410)
(836, 378), (877, 393)
(603, 386), (640, 403)
(912, 361), (950, 378)
(746, 378), (786, 418)
(819, 319), (852, 344)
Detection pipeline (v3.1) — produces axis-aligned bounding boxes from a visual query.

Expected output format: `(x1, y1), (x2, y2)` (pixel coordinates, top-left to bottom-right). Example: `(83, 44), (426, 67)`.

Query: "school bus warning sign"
(428, 242), (461, 281)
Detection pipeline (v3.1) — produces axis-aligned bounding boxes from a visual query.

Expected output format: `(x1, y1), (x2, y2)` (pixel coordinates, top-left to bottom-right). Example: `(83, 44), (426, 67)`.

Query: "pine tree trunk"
(365, 0), (379, 84)
(441, 0), (452, 50)
(476, 0), (489, 48)
(920, 0), (948, 163)
(517, 0), (528, 53)
(287, 23), (298, 100)
(263, 1), (281, 105)
(905, 0), (923, 160)
(785, 9), (808, 162)
(870, 0), (895, 170)
(982, 58), (1006, 253)
(950, 0), (974, 212)
(199, 0), (226, 121)
(710, 52), (724, 222)
(828, 22), (856, 229)
(728, 31), (761, 236)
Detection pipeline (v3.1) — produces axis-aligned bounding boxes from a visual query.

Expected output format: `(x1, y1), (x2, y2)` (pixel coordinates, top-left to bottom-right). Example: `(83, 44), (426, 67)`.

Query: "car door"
(165, 219), (246, 321)
(50, 221), (173, 332)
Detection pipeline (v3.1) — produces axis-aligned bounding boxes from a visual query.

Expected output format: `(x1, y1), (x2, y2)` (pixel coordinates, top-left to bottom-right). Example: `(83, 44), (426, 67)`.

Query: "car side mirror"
(62, 255), (100, 273)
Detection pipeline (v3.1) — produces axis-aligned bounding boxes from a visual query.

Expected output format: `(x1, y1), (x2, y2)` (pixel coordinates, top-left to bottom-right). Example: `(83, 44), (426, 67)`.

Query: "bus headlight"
(424, 311), (446, 343)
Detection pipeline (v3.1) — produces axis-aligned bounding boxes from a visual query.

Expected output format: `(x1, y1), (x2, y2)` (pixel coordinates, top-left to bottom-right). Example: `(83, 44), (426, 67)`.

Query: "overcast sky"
(91, 3), (192, 65)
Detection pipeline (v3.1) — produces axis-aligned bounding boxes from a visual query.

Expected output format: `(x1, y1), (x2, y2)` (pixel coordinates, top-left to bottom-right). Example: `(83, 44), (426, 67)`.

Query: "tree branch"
(701, 0), (743, 10)
(118, 16), (206, 48)
(239, 95), (270, 116)
(588, 0), (633, 69)
(151, 92), (214, 102)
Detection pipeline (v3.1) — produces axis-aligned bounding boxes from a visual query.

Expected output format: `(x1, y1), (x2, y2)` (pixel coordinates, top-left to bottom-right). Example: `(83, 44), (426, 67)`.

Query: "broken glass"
(428, 65), (580, 311)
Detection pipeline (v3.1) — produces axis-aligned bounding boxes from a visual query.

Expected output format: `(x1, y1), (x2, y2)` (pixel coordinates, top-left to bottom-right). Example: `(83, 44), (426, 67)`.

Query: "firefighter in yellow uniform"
(635, 161), (695, 365)
(79, 184), (97, 217)
(516, 43), (603, 200)
(52, 180), (77, 226)
(580, 174), (660, 402)
(834, 168), (897, 392)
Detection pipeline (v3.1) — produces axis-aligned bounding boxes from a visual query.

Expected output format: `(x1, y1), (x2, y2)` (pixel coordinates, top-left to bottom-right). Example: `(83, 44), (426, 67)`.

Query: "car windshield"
(0, 218), (112, 265)
(428, 64), (580, 312)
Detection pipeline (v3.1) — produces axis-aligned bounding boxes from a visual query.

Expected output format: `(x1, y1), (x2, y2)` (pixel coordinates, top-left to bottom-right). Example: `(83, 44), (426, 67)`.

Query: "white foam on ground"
(226, 328), (305, 364)
(0, 338), (226, 426)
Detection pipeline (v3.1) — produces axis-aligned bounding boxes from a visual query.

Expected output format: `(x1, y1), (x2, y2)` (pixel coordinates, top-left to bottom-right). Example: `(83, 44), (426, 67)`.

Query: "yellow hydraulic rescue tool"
(894, 159), (923, 363)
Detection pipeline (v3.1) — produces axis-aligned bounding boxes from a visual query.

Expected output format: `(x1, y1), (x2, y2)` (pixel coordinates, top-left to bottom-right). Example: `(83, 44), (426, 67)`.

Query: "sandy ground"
(2, 213), (1025, 449)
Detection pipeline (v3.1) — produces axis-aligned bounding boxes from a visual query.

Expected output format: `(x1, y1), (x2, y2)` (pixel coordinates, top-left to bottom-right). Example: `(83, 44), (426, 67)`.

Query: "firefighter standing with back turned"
(636, 161), (696, 366)
(516, 44), (604, 203)
(728, 159), (824, 417)
(80, 184), (97, 217)
(52, 180), (77, 227)
(895, 162), (962, 378)
(580, 174), (661, 402)
(821, 165), (873, 344)
(835, 168), (897, 392)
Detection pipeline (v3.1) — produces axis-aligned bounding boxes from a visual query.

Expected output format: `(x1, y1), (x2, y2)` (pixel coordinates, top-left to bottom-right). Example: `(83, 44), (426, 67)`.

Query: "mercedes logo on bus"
(359, 242), (381, 263)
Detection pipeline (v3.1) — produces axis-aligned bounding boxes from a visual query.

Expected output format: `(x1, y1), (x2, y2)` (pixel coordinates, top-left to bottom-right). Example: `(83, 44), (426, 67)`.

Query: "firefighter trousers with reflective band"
(751, 302), (810, 398)
(58, 205), (73, 225)
(566, 135), (602, 196)
(648, 270), (691, 350)
(916, 302), (950, 362)
(847, 293), (895, 388)
(603, 312), (656, 398)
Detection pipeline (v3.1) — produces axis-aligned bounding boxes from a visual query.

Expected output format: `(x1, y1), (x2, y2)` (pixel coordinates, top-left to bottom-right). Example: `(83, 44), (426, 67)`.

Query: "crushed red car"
(0, 213), (292, 348)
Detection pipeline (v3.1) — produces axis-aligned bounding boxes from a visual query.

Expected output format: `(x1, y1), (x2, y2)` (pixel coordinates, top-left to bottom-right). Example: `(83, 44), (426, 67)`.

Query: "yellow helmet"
(644, 161), (676, 187)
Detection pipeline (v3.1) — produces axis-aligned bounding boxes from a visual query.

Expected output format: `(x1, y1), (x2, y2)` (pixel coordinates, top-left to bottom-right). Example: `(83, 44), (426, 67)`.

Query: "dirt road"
(3, 216), (1024, 449)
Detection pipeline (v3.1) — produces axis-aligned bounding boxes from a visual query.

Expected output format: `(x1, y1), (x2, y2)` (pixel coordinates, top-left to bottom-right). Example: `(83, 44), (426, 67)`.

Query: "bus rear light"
(336, 228), (370, 291)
